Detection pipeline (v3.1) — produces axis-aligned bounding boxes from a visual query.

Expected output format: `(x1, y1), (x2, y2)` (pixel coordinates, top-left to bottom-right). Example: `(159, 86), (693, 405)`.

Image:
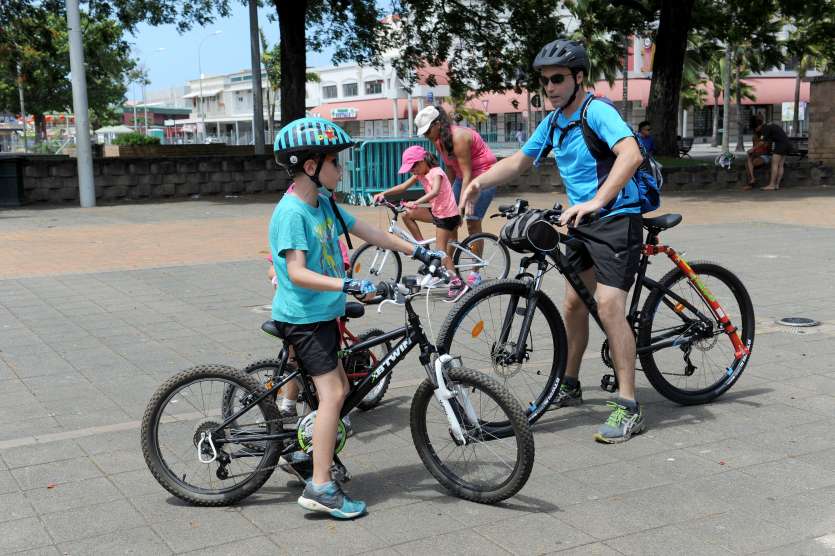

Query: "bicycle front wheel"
(436, 279), (567, 426)
(348, 243), (402, 283)
(453, 232), (511, 282)
(410, 367), (534, 504)
(639, 261), (755, 405)
(141, 365), (282, 506)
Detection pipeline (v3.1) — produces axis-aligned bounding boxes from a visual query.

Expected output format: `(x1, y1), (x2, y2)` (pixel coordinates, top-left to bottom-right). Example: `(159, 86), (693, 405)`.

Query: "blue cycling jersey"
(521, 93), (641, 218)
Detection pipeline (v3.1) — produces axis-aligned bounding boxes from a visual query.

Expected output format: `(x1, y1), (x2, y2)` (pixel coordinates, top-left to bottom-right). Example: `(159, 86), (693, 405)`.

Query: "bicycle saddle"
(642, 213), (682, 230)
(345, 302), (365, 319)
(261, 320), (284, 339)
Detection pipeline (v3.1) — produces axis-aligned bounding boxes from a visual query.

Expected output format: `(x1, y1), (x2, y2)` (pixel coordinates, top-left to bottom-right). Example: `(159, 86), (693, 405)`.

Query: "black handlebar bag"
(500, 210), (560, 254)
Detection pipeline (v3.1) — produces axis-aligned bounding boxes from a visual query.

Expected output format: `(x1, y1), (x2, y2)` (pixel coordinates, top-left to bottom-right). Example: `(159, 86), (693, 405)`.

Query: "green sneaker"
(548, 381), (583, 410)
(594, 399), (645, 444)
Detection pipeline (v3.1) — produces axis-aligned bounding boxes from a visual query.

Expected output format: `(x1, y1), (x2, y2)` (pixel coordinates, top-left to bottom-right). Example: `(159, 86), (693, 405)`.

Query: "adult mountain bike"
(348, 200), (510, 285)
(141, 264), (534, 506)
(437, 199), (754, 426)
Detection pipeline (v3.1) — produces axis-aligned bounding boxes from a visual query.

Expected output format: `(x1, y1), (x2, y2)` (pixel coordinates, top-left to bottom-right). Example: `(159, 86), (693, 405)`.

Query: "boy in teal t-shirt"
(270, 117), (443, 519)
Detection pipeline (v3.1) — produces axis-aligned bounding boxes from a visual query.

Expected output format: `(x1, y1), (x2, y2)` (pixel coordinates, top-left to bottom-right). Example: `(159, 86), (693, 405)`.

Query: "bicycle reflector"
(471, 320), (485, 338)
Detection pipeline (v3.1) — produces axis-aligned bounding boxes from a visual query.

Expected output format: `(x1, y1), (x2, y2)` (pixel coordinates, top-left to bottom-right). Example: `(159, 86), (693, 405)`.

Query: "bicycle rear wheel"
(639, 261), (755, 404)
(453, 232), (511, 282)
(410, 367), (534, 504)
(436, 279), (567, 426)
(348, 243), (402, 283)
(141, 365), (282, 506)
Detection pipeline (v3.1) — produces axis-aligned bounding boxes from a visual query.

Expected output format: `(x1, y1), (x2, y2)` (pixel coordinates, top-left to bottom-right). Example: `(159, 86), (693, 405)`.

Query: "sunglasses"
(539, 73), (571, 87)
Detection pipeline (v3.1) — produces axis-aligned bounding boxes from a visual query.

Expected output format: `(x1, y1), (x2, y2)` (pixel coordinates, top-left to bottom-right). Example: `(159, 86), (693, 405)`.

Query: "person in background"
(637, 121), (655, 156)
(752, 114), (791, 191)
(413, 105), (498, 288)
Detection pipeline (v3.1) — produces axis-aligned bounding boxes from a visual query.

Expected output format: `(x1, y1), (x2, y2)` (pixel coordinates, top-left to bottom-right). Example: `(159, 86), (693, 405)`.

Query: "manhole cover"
(776, 317), (820, 327)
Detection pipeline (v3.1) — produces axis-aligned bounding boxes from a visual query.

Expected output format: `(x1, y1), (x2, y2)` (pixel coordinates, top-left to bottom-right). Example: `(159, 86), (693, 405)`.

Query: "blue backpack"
(536, 95), (663, 213)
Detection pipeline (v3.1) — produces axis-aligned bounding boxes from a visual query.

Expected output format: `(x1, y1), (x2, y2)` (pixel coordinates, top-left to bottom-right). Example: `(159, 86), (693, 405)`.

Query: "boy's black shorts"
(432, 213), (461, 231)
(273, 319), (340, 376)
(565, 213), (643, 291)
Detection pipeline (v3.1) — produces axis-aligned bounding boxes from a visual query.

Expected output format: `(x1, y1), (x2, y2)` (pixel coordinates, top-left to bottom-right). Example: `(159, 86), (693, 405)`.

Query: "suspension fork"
(644, 244), (749, 360)
(500, 257), (549, 362)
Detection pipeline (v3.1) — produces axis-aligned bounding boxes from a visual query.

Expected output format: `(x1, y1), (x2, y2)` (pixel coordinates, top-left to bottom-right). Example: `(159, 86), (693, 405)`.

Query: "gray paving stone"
(41, 499), (144, 543)
(267, 520), (387, 555)
(478, 512), (595, 554)
(548, 542), (623, 555)
(11, 456), (103, 491)
(181, 535), (279, 555)
(758, 534), (835, 556)
(1, 440), (85, 469)
(57, 525), (172, 556)
(675, 508), (797, 554)
(604, 524), (734, 556)
(89, 449), (147, 475)
(0, 491), (36, 523)
(149, 511), (263, 553)
(0, 469), (21, 494)
(350, 501), (467, 545)
(754, 487), (835, 540)
(0, 517), (54, 554)
(24, 476), (124, 515)
(394, 528), (511, 555)
(109, 469), (163, 499)
(738, 457), (835, 496)
(3, 547), (61, 556)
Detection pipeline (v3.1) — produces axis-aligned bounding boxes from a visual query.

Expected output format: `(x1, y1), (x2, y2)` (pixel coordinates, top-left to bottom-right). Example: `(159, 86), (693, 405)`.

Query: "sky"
(130, 3), (335, 96)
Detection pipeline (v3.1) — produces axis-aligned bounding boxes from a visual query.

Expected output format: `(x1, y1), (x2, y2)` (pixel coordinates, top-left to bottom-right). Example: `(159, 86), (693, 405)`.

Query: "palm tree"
(260, 30), (320, 139)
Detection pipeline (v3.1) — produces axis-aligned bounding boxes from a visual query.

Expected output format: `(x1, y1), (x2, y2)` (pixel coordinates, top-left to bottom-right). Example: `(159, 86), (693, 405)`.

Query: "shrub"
(113, 133), (161, 146)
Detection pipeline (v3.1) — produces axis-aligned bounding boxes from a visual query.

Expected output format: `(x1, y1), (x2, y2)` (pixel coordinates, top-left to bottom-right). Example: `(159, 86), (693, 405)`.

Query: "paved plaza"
(1, 188), (835, 555)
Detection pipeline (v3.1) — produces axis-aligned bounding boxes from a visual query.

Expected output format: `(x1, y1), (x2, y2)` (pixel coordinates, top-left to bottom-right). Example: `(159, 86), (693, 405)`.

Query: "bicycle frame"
(500, 228), (750, 366)
(210, 296), (442, 449)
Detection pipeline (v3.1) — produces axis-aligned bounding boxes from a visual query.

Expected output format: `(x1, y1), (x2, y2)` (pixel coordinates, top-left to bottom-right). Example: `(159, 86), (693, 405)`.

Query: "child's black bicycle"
(436, 199), (755, 426)
(140, 267), (534, 507)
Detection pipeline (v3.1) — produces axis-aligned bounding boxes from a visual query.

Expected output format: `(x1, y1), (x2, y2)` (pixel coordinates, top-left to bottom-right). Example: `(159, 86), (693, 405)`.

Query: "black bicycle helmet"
(533, 39), (589, 110)
(533, 39), (589, 74)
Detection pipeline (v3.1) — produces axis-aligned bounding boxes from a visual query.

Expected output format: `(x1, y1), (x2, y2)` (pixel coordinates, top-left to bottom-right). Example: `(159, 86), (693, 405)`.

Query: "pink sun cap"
(398, 145), (428, 174)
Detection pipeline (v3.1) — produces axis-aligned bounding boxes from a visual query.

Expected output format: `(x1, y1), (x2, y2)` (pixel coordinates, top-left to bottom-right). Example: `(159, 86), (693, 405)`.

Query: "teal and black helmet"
(273, 116), (355, 170)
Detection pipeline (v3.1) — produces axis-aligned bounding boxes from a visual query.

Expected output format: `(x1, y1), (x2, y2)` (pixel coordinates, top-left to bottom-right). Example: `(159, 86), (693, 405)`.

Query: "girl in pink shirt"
(373, 145), (464, 297)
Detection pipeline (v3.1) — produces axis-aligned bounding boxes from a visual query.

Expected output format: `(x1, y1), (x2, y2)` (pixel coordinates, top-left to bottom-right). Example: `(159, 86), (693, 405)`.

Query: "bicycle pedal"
(600, 374), (618, 393)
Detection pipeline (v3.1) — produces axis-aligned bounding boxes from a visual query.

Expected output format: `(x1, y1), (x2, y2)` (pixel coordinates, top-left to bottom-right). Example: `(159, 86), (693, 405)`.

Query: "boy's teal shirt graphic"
(269, 192), (356, 324)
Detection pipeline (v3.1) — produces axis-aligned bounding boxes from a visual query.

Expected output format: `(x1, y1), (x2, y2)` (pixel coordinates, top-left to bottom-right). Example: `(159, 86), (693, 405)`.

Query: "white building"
(170, 69), (272, 143)
(305, 61), (451, 139)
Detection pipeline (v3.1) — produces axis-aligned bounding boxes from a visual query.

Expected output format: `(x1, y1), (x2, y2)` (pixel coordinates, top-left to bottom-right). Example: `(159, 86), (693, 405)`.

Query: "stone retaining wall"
(809, 76), (835, 166)
(19, 155), (290, 203)
(13, 153), (833, 205)
(496, 157), (833, 196)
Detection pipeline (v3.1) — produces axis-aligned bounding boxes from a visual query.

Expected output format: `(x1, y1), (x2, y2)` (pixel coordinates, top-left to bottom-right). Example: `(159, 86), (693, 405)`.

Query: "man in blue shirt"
(637, 121), (655, 156)
(460, 39), (646, 443)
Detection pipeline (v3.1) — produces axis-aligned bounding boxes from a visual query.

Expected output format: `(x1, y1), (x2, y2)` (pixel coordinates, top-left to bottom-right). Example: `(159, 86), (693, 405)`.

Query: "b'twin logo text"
(371, 338), (411, 381)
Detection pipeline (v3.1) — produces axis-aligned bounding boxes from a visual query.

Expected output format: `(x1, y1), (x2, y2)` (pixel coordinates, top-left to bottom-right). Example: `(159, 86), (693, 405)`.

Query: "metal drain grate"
(776, 317), (820, 327)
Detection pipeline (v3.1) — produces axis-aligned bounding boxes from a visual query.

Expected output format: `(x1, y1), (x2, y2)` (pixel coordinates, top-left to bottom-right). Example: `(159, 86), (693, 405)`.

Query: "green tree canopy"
(0, 1), (135, 138)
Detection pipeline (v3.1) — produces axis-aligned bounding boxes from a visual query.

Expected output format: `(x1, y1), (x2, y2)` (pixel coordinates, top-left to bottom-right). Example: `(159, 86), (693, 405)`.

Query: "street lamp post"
(197, 30), (222, 143)
(141, 48), (165, 135)
(16, 61), (28, 153)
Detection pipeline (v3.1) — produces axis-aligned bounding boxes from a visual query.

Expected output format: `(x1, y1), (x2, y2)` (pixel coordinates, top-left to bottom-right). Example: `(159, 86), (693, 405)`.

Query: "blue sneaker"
(298, 481), (367, 519)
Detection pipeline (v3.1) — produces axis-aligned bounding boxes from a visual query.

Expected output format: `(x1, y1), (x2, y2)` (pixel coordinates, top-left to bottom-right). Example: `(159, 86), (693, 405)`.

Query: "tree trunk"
(275, 0), (307, 126)
(711, 90), (720, 147)
(721, 48), (732, 152)
(792, 69), (802, 136)
(735, 63), (745, 153)
(34, 113), (46, 144)
(646, 0), (695, 157)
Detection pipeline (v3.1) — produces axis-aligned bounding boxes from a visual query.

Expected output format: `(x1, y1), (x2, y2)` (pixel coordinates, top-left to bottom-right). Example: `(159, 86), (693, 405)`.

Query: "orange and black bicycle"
(437, 199), (754, 426)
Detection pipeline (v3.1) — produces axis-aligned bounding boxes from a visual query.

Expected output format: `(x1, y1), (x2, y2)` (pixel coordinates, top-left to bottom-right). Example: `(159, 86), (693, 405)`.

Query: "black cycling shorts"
(432, 213), (461, 231)
(565, 213), (643, 291)
(273, 319), (340, 376)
